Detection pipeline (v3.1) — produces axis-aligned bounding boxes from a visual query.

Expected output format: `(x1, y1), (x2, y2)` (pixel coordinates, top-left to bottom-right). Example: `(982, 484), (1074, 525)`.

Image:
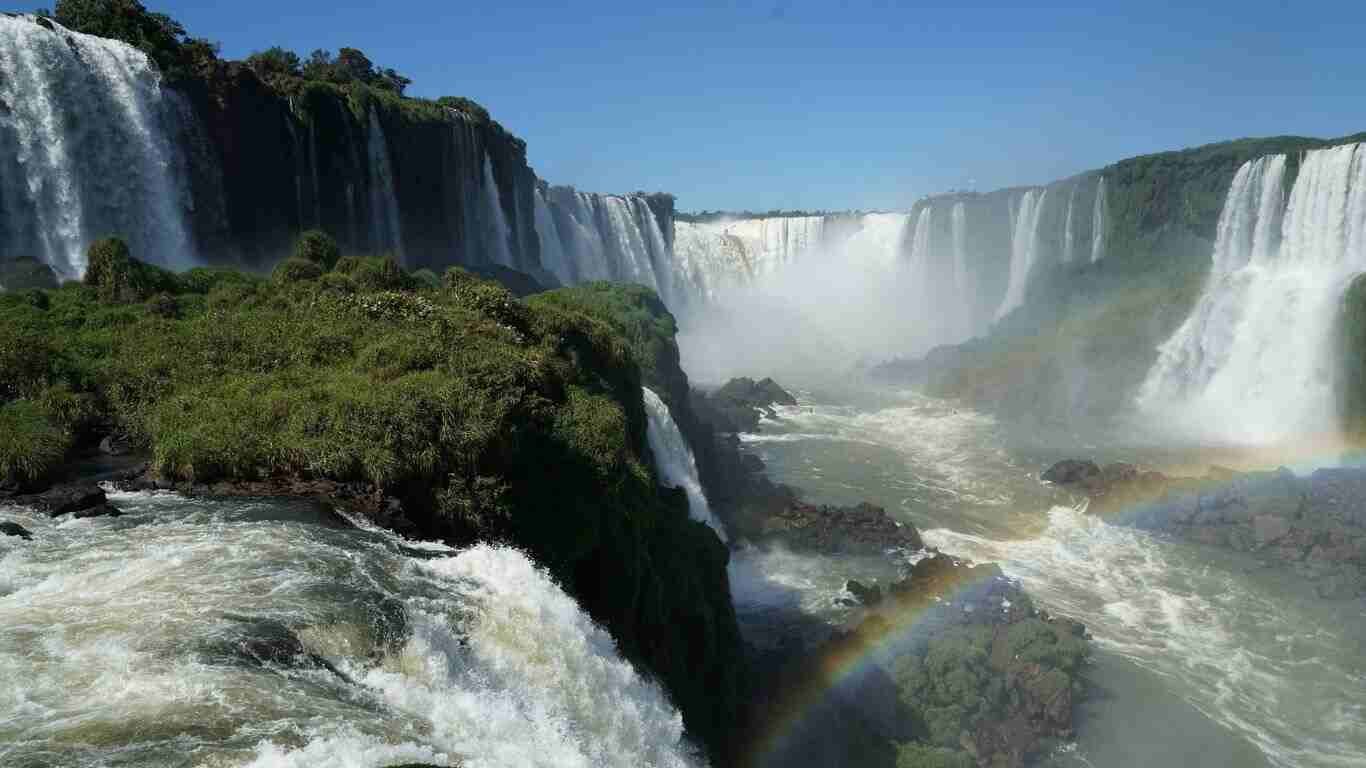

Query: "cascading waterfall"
(533, 186), (574, 284)
(1139, 144), (1366, 444)
(1090, 177), (1107, 263)
(365, 109), (404, 262)
(1062, 185), (1077, 263)
(642, 387), (727, 540)
(0, 493), (704, 768)
(906, 206), (933, 286)
(0, 15), (194, 277)
(994, 188), (1048, 321)
(480, 156), (515, 267)
(951, 201), (972, 340)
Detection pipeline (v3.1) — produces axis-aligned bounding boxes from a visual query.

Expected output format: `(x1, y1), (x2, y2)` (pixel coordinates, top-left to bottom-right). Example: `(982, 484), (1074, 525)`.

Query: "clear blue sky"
(145, 0), (1364, 212)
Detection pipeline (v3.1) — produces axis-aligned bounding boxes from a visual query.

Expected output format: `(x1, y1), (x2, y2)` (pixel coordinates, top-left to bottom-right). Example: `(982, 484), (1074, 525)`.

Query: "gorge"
(4, 5), (1366, 768)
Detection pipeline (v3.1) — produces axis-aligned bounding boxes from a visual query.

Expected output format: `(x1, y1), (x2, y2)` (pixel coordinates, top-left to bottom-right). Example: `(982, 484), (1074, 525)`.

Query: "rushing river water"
(733, 387), (1366, 768)
(0, 493), (702, 768)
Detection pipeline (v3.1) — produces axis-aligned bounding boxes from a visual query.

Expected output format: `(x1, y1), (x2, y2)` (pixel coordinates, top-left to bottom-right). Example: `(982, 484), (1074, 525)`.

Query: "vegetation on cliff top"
(37, 0), (499, 127)
(0, 234), (741, 757)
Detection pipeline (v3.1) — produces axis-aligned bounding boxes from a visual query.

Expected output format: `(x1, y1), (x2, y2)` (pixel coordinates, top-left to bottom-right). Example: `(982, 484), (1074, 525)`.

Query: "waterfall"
(1139, 144), (1366, 444)
(906, 206), (934, 284)
(994, 188), (1048, 321)
(366, 109), (403, 261)
(642, 387), (727, 540)
(840, 212), (909, 272)
(951, 201), (971, 340)
(481, 156), (514, 266)
(1090, 177), (1107, 263)
(533, 186), (574, 284)
(1062, 185), (1077, 263)
(0, 15), (194, 278)
(0, 493), (703, 767)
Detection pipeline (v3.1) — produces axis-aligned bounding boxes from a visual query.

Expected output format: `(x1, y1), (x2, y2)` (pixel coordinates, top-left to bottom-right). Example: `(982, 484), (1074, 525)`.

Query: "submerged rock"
(0, 521), (33, 540)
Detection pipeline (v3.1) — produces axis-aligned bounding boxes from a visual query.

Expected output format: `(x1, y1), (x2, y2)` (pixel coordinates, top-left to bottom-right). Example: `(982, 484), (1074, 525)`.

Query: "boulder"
(99, 433), (133, 456)
(0, 521), (33, 540)
(845, 579), (882, 606)
(16, 484), (107, 517)
(73, 503), (122, 519)
(1040, 459), (1100, 486)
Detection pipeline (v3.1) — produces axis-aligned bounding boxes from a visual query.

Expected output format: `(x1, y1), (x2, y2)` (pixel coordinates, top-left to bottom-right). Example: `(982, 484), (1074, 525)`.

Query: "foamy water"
(730, 389), (1366, 768)
(0, 492), (703, 768)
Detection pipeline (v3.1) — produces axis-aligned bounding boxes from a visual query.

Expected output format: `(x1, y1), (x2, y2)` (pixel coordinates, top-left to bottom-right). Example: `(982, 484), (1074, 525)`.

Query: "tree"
(245, 46), (302, 83)
(51, 0), (213, 78)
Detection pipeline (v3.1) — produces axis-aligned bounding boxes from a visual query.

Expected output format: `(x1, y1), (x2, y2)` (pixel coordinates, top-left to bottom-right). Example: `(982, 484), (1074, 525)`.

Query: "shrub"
(335, 254), (406, 291)
(295, 229), (341, 270)
(410, 268), (441, 290)
(272, 257), (323, 284)
(0, 399), (71, 486)
(84, 237), (136, 303)
(146, 292), (179, 319)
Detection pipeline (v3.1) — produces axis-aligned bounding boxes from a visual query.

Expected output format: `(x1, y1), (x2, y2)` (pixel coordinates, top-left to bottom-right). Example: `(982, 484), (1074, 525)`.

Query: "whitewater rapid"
(0, 492), (703, 768)
(730, 388), (1366, 768)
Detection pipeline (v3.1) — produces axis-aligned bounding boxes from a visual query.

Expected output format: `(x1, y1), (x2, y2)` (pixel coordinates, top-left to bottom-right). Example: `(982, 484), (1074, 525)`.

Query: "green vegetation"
(891, 615), (1086, 764)
(293, 230), (341, 270)
(41, 0), (218, 81)
(0, 241), (741, 758)
(1337, 274), (1366, 441)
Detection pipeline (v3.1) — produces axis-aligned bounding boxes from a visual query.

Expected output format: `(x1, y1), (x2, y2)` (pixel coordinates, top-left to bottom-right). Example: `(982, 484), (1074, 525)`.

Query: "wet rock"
(0, 521), (33, 540)
(692, 376), (798, 433)
(845, 579), (882, 606)
(15, 483), (107, 517)
(758, 500), (924, 554)
(207, 617), (349, 681)
(1041, 459), (1099, 485)
(73, 502), (122, 519)
(99, 433), (132, 456)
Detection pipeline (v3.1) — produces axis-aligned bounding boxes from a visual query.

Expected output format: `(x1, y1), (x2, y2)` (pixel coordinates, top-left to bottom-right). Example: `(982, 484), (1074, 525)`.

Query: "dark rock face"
(14, 483), (108, 517)
(170, 66), (544, 273)
(693, 377), (798, 434)
(1047, 458), (1366, 598)
(0, 521), (33, 540)
(758, 499), (925, 555)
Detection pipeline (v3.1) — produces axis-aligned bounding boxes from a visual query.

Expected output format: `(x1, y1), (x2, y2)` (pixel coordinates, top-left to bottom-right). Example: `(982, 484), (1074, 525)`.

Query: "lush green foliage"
(530, 281), (680, 390)
(82, 237), (180, 303)
(43, 0), (218, 80)
(891, 616), (1085, 762)
(0, 252), (742, 756)
(1337, 274), (1366, 441)
(293, 229), (341, 270)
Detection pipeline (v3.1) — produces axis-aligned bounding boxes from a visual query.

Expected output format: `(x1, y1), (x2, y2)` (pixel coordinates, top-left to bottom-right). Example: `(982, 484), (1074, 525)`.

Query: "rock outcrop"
(1045, 458), (1366, 598)
(692, 376), (798, 434)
